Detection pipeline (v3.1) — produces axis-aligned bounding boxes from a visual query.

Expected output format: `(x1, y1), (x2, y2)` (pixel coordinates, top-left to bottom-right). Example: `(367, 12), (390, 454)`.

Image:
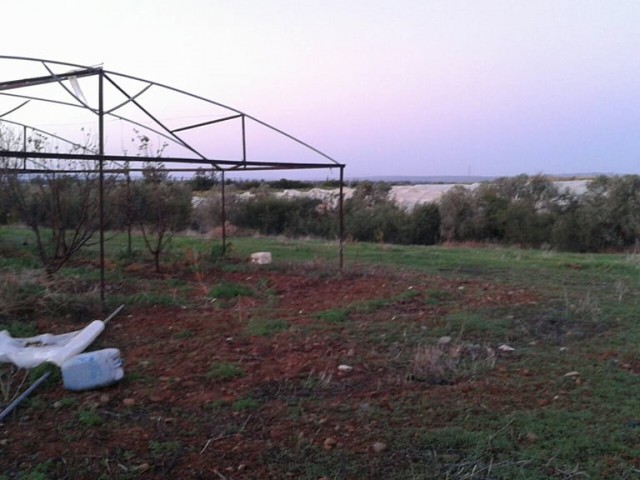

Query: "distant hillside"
(347, 175), (494, 184)
(346, 173), (608, 185)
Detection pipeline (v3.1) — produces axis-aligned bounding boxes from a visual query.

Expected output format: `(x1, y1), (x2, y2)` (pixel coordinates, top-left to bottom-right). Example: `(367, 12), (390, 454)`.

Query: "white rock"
(372, 441), (387, 453)
(250, 252), (272, 264)
(337, 364), (353, 373)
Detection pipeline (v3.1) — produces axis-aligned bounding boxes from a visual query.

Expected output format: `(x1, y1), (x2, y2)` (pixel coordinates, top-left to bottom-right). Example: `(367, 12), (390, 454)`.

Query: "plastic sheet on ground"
(0, 320), (105, 369)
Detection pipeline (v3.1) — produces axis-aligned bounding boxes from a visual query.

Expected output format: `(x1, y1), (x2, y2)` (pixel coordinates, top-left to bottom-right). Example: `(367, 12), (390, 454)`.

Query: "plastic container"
(61, 348), (124, 391)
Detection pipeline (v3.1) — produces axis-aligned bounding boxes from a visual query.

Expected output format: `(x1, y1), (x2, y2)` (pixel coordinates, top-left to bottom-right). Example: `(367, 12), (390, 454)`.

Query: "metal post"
(241, 115), (247, 163)
(339, 166), (345, 271)
(221, 171), (226, 255)
(22, 125), (27, 170)
(98, 70), (106, 305)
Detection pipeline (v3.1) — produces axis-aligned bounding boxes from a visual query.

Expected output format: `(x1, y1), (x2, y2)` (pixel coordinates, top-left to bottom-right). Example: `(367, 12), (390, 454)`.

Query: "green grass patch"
(206, 361), (244, 381)
(209, 281), (254, 299)
(232, 396), (260, 411)
(246, 318), (289, 336)
(173, 329), (194, 339)
(313, 308), (348, 323)
(440, 311), (513, 340)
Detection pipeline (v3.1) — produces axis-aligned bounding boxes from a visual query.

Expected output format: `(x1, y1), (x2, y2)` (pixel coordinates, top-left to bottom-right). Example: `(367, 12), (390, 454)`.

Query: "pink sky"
(3, 1), (640, 179)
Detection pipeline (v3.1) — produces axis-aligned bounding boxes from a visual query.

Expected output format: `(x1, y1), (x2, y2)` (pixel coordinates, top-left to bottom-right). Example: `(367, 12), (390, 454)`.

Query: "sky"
(3, 0), (640, 180)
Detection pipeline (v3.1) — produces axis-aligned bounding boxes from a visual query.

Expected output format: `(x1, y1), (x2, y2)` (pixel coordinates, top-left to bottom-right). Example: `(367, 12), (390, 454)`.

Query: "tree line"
(223, 174), (640, 253)
(2, 147), (640, 276)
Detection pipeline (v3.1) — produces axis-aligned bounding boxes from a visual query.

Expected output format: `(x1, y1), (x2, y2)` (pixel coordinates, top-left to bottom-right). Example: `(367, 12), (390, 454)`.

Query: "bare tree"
(133, 166), (192, 273)
(0, 126), (110, 274)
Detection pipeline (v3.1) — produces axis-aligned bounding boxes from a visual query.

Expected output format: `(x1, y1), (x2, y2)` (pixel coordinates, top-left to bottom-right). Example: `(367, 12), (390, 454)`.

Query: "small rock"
(123, 398), (135, 407)
(372, 441), (387, 453)
(438, 336), (452, 346)
(526, 432), (539, 442)
(323, 437), (337, 450)
(498, 344), (515, 352)
(564, 371), (580, 377)
(337, 364), (353, 373)
(99, 394), (110, 403)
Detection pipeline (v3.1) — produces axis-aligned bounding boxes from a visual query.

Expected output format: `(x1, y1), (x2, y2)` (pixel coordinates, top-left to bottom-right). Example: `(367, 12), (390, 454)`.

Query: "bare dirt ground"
(0, 263), (541, 479)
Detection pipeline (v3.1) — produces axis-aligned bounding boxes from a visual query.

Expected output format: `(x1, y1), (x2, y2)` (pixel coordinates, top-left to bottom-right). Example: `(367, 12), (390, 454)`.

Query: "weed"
(210, 241), (231, 261)
(564, 288), (601, 322)
(300, 369), (334, 391)
(206, 399), (229, 411)
(409, 342), (496, 384)
(314, 309), (348, 323)
(149, 440), (182, 458)
(209, 281), (254, 299)
(28, 362), (60, 387)
(206, 361), (244, 381)
(246, 318), (289, 336)
(232, 397), (260, 411)
(77, 409), (103, 427)
(53, 397), (78, 409)
(424, 288), (456, 305)
(173, 329), (194, 339)
(441, 311), (513, 340)
(0, 319), (37, 338)
(0, 364), (28, 403)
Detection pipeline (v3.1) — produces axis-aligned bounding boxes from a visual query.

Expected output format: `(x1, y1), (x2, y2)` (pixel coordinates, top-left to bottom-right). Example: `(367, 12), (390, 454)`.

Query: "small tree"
(133, 165), (192, 272)
(0, 127), (109, 274)
(407, 203), (441, 245)
(439, 186), (476, 242)
(189, 168), (218, 191)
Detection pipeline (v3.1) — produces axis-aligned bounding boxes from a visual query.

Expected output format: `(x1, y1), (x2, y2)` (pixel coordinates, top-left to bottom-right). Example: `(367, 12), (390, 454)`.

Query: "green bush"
(209, 281), (254, 299)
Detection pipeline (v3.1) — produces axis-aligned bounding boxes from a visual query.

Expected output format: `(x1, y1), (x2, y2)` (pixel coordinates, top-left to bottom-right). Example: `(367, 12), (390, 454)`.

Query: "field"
(2, 228), (640, 479)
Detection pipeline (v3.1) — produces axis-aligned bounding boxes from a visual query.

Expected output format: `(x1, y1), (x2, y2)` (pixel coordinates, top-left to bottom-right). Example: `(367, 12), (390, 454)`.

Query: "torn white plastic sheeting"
(250, 252), (272, 265)
(0, 320), (105, 369)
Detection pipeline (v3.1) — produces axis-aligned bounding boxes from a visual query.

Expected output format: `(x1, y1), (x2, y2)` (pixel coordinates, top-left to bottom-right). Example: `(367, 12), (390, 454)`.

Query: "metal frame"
(0, 56), (346, 302)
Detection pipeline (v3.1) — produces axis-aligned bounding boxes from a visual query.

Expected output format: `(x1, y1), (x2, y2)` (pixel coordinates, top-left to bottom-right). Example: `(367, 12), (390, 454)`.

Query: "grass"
(209, 281), (254, 299)
(245, 318), (289, 336)
(206, 361), (244, 381)
(4, 226), (640, 477)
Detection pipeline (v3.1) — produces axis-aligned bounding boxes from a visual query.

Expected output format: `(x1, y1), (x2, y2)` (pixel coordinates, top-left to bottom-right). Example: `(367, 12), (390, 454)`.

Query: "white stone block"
(250, 252), (272, 264)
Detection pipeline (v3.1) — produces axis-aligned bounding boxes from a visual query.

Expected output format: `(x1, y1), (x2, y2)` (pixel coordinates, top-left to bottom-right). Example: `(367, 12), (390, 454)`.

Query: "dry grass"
(410, 341), (497, 384)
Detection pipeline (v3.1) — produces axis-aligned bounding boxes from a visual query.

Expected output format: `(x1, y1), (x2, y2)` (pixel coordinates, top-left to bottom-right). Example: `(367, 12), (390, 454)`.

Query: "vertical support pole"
(339, 166), (345, 272)
(22, 125), (27, 170)
(98, 70), (106, 305)
(241, 115), (247, 164)
(221, 170), (226, 255)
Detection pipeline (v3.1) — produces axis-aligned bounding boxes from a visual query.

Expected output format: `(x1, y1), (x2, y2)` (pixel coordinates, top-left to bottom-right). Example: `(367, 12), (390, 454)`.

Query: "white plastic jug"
(61, 348), (124, 391)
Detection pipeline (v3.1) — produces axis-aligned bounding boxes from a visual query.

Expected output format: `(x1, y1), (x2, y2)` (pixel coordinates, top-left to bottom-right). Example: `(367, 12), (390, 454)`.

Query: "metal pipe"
(221, 171), (226, 255)
(103, 304), (125, 325)
(0, 371), (51, 423)
(241, 115), (247, 164)
(98, 70), (105, 305)
(339, 166), (345, 271)
(22, 125), (27, 170)
(171, 114), (242, 133)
